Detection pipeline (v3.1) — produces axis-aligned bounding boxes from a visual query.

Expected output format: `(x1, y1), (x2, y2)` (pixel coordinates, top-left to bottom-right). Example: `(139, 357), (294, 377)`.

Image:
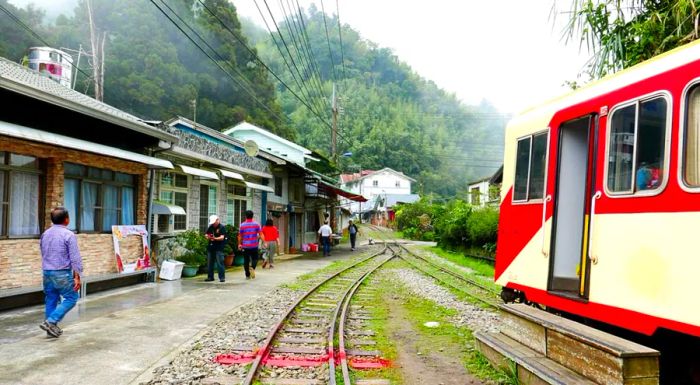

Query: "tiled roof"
(0, 57), (176, 142)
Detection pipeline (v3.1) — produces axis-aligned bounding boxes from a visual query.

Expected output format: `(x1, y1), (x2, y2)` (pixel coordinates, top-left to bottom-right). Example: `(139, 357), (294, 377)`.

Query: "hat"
(208, 215), (219, 225)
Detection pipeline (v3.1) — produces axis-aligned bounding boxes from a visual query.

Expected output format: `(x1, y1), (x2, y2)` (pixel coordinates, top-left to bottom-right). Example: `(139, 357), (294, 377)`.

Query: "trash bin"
(159, 260), (184, 280)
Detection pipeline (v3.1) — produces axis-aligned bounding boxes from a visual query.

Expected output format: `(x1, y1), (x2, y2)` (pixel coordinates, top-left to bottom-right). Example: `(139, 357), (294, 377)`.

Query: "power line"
(319, 0), (337, 82)
(277, 0), (328, 118)
(150, 0), (288, 126)
(195, 0), (338, 136)
(335, 0), (348, 82)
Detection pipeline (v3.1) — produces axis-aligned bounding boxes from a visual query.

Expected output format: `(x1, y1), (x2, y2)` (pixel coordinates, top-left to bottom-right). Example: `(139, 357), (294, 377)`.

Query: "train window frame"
(679, 79), (700, 192)
(603, 91), (672, 198)
(512, 130), (549, 204)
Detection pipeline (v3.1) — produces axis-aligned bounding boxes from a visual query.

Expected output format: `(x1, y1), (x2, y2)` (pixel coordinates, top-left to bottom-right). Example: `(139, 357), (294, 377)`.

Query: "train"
(495, 38), (700, 344)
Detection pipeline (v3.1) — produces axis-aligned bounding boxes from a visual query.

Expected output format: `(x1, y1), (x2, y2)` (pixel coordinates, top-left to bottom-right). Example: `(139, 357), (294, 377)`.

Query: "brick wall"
(0, 135), (149, 291)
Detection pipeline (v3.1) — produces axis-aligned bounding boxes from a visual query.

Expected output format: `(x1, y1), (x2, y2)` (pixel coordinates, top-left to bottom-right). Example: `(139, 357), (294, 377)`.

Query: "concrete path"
(0, 248), (361, 385)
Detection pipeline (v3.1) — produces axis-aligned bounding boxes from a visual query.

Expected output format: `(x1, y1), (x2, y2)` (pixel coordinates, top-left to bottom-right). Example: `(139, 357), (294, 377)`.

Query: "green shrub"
(174, 229), (207, 267)
(466, 207), (499, 247)
(223, 224), (238, 255)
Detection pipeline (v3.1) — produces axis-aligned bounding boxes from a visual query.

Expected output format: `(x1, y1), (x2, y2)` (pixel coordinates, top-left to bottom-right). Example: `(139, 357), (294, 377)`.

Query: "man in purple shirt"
(39, 207), (83, 338)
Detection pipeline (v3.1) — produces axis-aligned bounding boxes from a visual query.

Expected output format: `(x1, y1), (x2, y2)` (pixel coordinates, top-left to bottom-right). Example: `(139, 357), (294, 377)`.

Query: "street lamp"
(341, 152), (363, 223)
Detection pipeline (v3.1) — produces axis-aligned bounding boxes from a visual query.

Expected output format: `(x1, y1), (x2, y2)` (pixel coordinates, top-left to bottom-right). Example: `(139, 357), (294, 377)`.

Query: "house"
(225, 121), (365, 249)
(149, 117), (283, 260)
(339, 167), (416, 223)
(0, 56), (178, 308)
(467, 166), (503, 207)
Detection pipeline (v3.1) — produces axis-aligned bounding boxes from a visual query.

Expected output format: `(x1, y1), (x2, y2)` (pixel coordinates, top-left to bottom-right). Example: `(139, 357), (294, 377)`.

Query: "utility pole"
(86, 0), (105, 101)
(331, 83), (338, 165)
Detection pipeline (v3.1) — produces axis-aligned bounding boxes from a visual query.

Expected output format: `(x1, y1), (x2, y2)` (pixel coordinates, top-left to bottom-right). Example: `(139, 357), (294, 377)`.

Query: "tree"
(557, 0), (700, 79)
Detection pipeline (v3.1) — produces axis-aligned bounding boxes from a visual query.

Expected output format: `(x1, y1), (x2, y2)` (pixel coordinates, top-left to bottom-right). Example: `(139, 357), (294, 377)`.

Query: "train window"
(513, 132), (547, 202)
(607, 96), (667, 194)
(683, 86), (700, 186)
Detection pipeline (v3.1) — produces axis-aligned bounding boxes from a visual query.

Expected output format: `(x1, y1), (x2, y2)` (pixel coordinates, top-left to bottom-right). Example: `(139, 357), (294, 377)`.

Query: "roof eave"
(1, 77), (178, 144)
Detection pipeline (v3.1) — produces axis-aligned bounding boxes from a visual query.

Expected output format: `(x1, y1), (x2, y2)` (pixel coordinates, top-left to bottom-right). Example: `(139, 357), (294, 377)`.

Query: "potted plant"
(174, 229), (207, 277)
(223, 224), (238, 266)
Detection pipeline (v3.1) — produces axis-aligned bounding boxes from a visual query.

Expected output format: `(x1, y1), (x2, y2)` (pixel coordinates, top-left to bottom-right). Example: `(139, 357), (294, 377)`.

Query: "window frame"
(603, 91), (672, 198)
(159, 171), (189, 232)
(199, 180), (218, 233)
(64, 163), (136, 233)
(512, 129), (549, 204)
(226, 182), (250, 228)
(0, 152), (45, 239)
(679, 79), (700, 192)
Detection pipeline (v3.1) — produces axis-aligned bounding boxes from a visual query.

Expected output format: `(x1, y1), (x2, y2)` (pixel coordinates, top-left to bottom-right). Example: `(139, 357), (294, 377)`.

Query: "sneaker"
(250, 269), (256, 279)
(40, 321), (61, 338)
(220, 279), (225, 283)
(246, 276), (251, 280)
(204, 278), (214, 282)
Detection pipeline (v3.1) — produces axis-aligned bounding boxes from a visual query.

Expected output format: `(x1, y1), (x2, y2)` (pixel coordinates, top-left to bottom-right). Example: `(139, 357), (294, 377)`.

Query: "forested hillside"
(0, 0), (506, 196)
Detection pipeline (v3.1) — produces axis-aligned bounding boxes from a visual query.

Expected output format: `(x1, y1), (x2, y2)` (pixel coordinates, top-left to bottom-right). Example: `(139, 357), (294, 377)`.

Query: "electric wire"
(196, 0), (339, 136)
(276, 0), (328, 118)
(319, 0), (338, 83)
(285, 0), (329, 115)
(150, 0), (288, 126)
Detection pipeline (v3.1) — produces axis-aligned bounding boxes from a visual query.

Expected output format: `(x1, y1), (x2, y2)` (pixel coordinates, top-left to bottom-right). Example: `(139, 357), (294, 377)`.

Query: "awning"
(152, 202), (186, 215)
(179, 165), (219, 180)
(244, 181), (274, 193)
(317, 180), (367, 202)
(219, 169), (244, 180)
(0, 120), (173, 169)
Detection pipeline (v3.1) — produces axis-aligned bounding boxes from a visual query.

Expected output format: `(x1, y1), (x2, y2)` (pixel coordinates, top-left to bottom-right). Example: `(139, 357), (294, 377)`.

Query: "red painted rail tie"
(349, 357), (392, 369)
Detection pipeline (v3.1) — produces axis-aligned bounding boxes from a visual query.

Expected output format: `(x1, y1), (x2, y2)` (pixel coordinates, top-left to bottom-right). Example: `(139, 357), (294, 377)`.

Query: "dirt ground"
(385, 295), (487, 385)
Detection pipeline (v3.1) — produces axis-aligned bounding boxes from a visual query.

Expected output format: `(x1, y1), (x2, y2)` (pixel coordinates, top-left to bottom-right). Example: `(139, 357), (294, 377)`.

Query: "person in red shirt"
(261, 219), (280, 268)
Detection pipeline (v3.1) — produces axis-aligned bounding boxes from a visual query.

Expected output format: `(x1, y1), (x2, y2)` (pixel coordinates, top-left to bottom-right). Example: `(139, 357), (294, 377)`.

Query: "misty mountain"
(0, 0), (506, 196)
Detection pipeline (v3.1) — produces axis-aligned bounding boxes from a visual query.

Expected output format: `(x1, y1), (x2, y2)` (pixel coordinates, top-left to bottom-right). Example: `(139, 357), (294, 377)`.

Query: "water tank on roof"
(27, 47), (73, 87)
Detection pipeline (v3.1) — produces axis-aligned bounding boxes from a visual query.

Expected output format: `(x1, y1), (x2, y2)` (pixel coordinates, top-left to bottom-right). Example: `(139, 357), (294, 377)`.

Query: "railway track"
(213, 243), (396, 385)
(366, 224), (501, 309)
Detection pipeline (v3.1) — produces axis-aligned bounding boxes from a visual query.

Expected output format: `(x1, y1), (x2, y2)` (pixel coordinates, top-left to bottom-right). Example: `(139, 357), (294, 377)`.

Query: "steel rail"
(242, 243), (388, 385)
(337, 246), (396, 385)
(394, 243), (501, 309)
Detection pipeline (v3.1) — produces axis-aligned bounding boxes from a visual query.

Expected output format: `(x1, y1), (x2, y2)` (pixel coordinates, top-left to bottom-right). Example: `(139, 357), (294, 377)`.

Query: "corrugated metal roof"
(0, 57), (177, 143)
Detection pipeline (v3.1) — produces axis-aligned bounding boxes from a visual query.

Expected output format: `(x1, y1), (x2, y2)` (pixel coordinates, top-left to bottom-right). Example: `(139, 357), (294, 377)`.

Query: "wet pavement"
(0, 247), (362, 385)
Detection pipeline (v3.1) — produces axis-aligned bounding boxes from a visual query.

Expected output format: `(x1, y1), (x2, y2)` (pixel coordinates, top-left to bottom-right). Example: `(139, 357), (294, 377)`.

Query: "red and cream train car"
(496, 39), (700, 339)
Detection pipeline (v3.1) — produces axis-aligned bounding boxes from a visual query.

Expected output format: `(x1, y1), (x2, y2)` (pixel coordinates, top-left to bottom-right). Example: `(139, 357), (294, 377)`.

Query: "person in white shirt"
(317, 221), (333, 257)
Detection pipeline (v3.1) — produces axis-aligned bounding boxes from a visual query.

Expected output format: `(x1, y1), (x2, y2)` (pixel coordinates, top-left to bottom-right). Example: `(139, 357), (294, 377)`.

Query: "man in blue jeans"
(39, 207), (83, 338)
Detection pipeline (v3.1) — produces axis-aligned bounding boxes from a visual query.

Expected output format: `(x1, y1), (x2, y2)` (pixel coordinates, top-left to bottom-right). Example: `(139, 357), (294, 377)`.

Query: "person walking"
(348, 220), (360, 251)
(204, 215), (227, 282)
(261, 219), (280, 269)
(39, 207), (83, 338)
(238, 210), (265, 279)
(318, 220), (333, 257)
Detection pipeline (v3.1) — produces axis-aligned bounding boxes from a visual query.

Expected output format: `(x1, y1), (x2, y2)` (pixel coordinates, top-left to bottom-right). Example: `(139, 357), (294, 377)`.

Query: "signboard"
(112, 225), (150, 273)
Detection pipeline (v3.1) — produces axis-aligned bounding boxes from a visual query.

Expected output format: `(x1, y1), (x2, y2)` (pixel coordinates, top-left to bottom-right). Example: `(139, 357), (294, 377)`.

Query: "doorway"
(549, 116), (595, 295)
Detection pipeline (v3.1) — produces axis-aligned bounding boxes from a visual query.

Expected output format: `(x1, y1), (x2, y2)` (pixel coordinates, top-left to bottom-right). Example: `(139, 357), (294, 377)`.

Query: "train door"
(549, 115), (596, 296)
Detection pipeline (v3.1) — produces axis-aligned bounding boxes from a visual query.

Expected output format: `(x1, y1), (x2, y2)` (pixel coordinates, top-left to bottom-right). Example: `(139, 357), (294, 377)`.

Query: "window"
(471, 187), (481, 206)
(513, 132), (547, 201)
(0, 152), (43, 237)
(159, 172), (188, 231)
(372, 180), (378, 187)
(226, 183), (249, 227)
(199, 182), (217, 232)
(274, 176), (283, 197)
(607, 96), (667, 194)
(395, 180), (401, 187)
(684, 85), (700, 186)
(64, 163), (136, 233)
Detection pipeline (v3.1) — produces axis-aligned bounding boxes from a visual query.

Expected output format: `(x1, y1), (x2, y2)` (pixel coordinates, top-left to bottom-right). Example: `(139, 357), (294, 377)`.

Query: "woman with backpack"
(261, 219), (280, 268)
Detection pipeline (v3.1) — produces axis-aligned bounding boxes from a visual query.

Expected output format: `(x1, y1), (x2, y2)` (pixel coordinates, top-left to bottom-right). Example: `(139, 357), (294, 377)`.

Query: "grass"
(423, 245), (495, 278)
(373, 266), (514, 384)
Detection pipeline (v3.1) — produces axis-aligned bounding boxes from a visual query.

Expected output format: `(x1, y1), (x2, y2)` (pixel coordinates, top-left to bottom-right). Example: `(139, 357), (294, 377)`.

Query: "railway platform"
(0, 245), (361, 385)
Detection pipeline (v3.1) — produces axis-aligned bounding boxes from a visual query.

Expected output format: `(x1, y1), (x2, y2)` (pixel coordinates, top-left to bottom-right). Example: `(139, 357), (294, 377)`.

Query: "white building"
(339, 167), (416, 217)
